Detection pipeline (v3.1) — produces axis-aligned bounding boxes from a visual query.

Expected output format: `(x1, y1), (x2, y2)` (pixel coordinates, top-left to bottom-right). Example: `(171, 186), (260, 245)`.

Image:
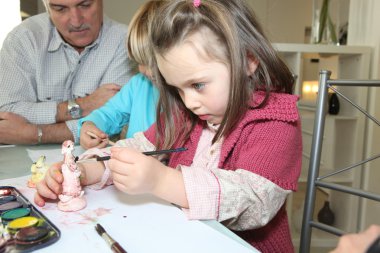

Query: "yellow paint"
(8, 216), (38, 230)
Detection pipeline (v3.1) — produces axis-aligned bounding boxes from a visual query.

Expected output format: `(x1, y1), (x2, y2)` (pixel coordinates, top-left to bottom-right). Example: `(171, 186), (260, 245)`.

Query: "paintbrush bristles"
(95, 223), (105, 235)
(95, 223), (118, 248)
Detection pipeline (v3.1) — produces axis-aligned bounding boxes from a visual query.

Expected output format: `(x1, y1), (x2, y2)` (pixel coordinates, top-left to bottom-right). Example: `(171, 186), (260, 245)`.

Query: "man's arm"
(0, 29), (59, 126)
(0, 112), (73, 145)
(0, 17), (130, 144)
(55, 84), (122, 123)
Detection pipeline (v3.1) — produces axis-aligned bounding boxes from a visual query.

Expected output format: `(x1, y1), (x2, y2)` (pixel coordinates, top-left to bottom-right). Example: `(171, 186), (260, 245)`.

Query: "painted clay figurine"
(27, 155), (49, 188)
(58, 140), (86, 212)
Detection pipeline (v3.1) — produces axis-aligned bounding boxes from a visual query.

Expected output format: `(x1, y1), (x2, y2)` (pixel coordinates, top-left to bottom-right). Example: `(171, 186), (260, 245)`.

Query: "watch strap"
(37, 125), (43, 145)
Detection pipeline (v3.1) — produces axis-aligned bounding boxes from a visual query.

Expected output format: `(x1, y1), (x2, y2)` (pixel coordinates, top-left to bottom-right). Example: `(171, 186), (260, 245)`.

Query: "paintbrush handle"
(111, 242), (128, 253)
(96, 224), (128, 253)
(142, 147), (187, 156)
(96, 147), (187, 161)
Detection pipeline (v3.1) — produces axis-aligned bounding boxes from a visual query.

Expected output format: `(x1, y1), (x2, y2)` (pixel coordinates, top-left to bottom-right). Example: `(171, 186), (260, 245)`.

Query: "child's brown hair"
(150, 0), (294, 149)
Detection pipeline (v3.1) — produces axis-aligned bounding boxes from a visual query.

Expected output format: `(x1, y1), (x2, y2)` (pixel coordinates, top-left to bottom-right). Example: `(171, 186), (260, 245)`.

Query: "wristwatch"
(68, 99), (82, 119)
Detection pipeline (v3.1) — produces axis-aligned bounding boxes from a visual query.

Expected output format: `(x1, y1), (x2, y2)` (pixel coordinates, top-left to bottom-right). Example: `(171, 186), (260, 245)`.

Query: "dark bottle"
(328, 93), (340, 115)
(317, 201), (335, 225)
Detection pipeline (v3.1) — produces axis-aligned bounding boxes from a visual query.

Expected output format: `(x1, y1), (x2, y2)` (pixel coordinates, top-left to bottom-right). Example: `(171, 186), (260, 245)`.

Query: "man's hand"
(0, 111), (74, 144)
(78, 83), (121, 116)
(0, 111), (36, 144)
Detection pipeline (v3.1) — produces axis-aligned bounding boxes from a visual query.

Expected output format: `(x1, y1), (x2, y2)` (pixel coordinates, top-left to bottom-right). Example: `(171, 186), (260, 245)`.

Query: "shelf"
(292, 232), (339, 248)
(277, 43), (371, 251)
(274, 43), (371, 55)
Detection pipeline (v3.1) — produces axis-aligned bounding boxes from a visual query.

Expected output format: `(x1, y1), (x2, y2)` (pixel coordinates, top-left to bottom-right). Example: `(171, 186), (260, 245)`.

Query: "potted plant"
(313, 0), (338, 44)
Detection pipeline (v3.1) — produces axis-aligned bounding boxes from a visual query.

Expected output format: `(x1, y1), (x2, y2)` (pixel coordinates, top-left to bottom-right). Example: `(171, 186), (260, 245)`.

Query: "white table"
(0, 144), (259, 253)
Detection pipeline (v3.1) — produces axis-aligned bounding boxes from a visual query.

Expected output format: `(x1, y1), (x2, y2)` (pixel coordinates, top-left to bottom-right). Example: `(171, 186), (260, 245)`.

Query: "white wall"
(0, 1), (21, 49)
(348, 0), (380, 230)
(102, 0), (315, 44)
(251, 0), (313, 43)
(103, 0), (147, 25)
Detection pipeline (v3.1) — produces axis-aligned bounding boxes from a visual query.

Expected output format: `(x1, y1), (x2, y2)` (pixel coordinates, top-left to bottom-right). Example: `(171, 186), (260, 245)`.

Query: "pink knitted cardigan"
(145, 91), (302, 253)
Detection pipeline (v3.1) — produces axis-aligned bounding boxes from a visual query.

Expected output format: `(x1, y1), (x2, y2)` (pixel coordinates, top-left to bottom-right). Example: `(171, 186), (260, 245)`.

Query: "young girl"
(78, 1), (162, 149)
(35, 1), (302, 252)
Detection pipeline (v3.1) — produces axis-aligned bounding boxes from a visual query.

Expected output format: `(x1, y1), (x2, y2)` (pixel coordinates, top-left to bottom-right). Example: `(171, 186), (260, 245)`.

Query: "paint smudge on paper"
(60, 208), (112, 227)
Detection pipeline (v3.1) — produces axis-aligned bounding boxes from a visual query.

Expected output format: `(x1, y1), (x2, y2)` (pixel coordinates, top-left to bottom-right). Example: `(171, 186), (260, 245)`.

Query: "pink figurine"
(58, 140), (86, 212)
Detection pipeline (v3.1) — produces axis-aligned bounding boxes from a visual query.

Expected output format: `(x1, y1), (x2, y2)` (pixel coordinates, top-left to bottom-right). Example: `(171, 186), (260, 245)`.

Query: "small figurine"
(58, 140), (86, 212)
(27, 155), (49, 188)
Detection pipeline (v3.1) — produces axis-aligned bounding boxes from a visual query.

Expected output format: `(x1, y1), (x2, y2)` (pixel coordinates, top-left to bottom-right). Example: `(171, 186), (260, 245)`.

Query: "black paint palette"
(0, 186), (60, 252)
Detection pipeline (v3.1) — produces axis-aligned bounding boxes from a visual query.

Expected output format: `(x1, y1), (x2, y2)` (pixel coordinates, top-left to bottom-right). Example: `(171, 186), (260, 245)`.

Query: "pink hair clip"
(193, 0), (201, 7)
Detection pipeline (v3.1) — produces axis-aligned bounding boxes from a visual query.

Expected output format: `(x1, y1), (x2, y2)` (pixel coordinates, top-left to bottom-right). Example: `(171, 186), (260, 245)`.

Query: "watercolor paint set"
(0, 186), (60, 253)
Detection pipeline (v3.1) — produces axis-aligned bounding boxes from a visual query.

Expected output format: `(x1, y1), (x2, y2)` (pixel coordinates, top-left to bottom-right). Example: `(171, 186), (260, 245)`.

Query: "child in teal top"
(78, 73), (158, 139)
(78, 1), (162, 149)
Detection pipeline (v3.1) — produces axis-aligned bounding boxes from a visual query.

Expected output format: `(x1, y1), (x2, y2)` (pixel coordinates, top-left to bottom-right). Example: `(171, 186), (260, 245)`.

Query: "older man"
(0, 0), (132, 144)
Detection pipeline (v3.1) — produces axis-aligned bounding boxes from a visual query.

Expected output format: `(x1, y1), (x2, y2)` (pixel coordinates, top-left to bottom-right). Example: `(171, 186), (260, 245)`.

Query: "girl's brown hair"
(150, 0), (294, 149)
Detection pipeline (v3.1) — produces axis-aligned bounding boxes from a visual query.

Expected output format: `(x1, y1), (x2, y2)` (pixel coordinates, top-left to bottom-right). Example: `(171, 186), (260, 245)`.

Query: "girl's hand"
(34, 162), (64, 207)
(80, 121), (108, 149)
(108, 147), (168, 195)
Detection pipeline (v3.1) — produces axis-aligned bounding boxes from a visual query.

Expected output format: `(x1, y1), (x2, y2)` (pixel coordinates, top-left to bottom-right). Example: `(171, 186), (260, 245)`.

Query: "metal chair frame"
(299, 70), (380, 253)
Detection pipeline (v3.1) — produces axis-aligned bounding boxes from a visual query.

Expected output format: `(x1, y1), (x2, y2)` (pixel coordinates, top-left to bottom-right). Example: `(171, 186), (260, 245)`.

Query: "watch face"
(70, 107), (81, 118)
(69, 101), (81, 119)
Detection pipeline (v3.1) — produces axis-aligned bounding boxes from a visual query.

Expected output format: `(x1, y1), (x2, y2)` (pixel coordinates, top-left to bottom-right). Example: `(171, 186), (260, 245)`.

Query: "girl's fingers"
(43, 163), (63, 195)
(34, 192), (46, 207)
(35, 180), (58, 201)
(108, 158), (131, 175)
(110, 147), (142, 163)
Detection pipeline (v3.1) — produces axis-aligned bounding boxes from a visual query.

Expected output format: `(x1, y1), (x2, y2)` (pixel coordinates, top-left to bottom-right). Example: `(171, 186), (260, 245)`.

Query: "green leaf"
(318, 0), (329, 43)
(327, 14), (338, 44)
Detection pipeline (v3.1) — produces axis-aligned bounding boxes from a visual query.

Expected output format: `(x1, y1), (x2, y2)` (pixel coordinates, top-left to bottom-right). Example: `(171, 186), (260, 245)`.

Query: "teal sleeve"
(125, 75), (159, 138)
(78, 73), (158, 137)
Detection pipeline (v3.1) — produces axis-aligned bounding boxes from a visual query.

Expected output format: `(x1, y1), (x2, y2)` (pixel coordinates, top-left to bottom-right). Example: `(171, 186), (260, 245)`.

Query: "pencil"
(86, 131), (116, 146)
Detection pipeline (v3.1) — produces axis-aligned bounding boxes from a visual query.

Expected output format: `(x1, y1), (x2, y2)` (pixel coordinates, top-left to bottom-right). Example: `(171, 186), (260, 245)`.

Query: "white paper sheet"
(0, 176), (259, 253)
(26, 146), (86, 165)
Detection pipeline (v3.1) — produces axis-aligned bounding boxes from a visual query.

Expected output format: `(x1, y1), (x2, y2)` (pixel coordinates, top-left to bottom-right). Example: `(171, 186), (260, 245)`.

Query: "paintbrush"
(95, 223), (127, 253)
(77, 147), (187, 163)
